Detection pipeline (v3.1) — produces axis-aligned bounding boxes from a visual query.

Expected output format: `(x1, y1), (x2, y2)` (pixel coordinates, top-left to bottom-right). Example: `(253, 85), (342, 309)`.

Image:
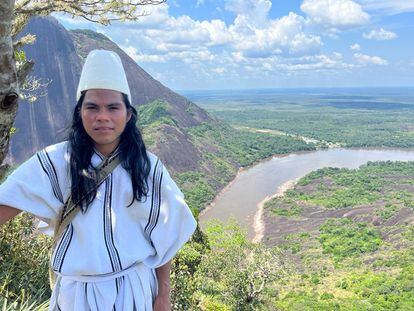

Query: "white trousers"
(49, 263), (158, 311)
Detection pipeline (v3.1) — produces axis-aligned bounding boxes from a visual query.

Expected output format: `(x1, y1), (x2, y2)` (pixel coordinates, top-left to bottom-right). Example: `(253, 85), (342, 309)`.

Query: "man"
(0, 49), (197, 310)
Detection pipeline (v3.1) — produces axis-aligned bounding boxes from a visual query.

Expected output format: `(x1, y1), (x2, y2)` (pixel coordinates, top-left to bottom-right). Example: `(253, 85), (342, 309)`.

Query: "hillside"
(262, 161), (414, 309)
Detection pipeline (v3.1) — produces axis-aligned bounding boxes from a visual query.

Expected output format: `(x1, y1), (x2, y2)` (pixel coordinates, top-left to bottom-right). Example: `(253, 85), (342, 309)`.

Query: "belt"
(54, 262), (142, 283)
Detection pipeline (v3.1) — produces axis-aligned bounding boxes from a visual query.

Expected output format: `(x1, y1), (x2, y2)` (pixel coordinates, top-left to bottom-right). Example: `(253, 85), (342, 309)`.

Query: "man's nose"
(96, 109), (110, 121)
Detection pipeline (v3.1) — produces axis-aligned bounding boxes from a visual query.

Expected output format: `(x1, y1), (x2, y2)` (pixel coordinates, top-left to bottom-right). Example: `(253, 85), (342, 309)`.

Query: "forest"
(189, 90), (414, 148)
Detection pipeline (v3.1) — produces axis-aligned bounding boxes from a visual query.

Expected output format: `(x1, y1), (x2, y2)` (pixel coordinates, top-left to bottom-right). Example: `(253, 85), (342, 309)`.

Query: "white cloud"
(301, 0), (370, 28)
(230, 12), (323, 58)
(122, 46), (167, 63)
(285, 53), (350, 70)
(201, 20), (234, 46)
(289, 33), (323, 55)
(223, 51), (354, 74)
(225, 0), (272, 25)
(363, 28), (397, 40)
(350, 43), (361, 51)
(354, 53), (388, 65)
(132, 4), (170, 27)
(357, 0), (414, 15)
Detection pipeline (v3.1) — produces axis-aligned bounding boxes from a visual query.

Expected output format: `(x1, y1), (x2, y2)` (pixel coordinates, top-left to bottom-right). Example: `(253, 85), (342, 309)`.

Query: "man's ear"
(127, 109), (132, 122)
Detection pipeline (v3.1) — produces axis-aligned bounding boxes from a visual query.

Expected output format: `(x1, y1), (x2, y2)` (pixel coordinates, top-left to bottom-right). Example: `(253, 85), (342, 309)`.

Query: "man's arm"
(153, 260), (172, 310)
(0, 205), (21, 225)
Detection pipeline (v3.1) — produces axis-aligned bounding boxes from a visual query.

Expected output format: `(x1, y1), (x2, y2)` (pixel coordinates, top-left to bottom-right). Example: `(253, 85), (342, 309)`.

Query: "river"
(198, 148), (414, 239)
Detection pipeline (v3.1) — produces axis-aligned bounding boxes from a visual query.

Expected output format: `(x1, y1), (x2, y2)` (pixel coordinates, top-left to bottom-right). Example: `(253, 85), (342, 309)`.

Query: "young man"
(0, 50), (197, 310)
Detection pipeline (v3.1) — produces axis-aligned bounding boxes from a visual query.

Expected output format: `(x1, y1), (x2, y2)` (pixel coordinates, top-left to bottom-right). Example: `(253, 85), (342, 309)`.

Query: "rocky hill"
(9, 17), (80, 163)
(10, 16), (214, 174)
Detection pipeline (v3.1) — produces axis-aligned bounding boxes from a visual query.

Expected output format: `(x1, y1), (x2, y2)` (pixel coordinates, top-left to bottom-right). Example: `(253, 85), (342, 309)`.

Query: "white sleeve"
(143, 161), (197, 268)
(0, 150), (64, 234)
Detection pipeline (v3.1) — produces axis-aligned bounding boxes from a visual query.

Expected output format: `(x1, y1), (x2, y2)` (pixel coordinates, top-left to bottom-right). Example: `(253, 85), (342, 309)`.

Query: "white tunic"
(0, 141), (197, 310)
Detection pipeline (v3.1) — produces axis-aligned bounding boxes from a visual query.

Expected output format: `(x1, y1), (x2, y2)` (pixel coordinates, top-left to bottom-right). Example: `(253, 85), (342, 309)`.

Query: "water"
(199, 148), (414, 239)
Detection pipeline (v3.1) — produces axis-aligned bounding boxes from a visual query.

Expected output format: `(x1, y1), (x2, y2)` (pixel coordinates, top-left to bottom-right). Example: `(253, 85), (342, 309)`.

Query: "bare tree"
(0, 0), (166, 180)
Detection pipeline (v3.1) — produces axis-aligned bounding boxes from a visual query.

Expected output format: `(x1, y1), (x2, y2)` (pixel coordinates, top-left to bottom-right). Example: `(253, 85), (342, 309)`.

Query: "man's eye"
(109, 107), (119, 110)
(86, 106), (96, 110)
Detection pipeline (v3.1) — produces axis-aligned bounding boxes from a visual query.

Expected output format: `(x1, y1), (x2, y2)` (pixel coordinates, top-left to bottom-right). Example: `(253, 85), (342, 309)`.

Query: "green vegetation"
(0, 214), (51, 307)
(265, 161), (414, 310)
(187, 122), (315, 168)
(264, 196), (303, 217)
(137, 100), (176, 127)
(71, 29), (111, 41)
(175, 171), (216, 212)
(284, 161), (414, 210)
(193, 220), (286, 310)
(319, 219), (382, 261)
(192, 90), (414, 148)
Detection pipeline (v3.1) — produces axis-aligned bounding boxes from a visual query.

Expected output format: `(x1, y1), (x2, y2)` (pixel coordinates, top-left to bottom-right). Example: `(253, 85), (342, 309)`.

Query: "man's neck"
(94, 142), (119, 158)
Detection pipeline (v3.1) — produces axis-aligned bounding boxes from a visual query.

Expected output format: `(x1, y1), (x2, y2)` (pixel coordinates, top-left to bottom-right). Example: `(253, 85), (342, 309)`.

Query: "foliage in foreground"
(0, 214), (51, 305)
(193, 221), (286, 310)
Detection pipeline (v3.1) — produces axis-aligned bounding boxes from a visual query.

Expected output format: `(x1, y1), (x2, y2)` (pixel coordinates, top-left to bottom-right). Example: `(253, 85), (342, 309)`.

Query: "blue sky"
(56, 0), (414, 91)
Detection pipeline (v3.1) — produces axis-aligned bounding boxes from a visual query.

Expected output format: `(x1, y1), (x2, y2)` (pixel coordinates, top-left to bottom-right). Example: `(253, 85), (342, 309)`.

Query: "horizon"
(55, 1), (414, 91)
(177, 85), (414, 93)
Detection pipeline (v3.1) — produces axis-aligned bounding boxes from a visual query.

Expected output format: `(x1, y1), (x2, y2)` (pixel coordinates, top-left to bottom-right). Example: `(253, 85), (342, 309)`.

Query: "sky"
(55, 0), (414, 91)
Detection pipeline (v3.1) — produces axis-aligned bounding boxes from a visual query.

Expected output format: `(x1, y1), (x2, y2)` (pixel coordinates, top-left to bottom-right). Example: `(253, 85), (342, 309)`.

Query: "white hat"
(76, 49), (131, 102)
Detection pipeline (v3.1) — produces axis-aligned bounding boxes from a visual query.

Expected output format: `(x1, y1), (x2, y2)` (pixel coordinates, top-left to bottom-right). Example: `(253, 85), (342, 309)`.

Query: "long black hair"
(68, 91), (151, 210)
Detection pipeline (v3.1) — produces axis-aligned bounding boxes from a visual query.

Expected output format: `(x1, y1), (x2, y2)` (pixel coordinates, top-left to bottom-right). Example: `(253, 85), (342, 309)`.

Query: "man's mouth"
(94, 127), (114, 131)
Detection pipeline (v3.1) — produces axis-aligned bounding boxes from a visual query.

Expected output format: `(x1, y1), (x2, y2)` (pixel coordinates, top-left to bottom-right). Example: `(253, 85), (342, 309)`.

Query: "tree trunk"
(0, 0), (18, 180)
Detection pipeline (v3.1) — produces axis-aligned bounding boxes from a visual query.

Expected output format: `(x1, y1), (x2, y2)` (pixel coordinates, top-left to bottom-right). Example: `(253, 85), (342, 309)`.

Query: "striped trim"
(103, 174), (123, 273)
(52, 224), (74, 272)
(144, 159), (164, 244)
(94, 147), (121, 162)
(36, 149), (64, 203)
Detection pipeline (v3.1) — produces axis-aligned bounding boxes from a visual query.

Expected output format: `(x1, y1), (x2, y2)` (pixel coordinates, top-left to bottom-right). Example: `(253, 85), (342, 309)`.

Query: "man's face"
(81, 89), (131, 155)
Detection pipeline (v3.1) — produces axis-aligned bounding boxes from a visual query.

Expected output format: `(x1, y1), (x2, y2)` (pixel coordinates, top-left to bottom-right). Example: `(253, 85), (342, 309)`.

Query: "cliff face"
(9, 17), (81, 162)
(9, 17), (215, 174)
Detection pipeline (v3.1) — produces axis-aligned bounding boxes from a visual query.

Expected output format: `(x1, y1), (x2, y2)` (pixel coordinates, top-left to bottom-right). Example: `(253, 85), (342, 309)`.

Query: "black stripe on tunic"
(144, 159), (163, 245)
(149, 172), (163, 241)
(58, 224), (74, 272)
(36, 150), (64, 203)
(103, 175), (123, 273)
(108, 175), (122, 270)
(52, 224), (74, 272)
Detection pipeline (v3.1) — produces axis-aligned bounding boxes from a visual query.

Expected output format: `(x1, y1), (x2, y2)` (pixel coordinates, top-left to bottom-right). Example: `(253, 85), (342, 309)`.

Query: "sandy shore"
(252, 178), (298, 243)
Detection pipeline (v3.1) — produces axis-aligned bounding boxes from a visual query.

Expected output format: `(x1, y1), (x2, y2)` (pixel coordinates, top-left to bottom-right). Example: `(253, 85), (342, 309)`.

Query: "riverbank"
(252, 178), (298, 243)
(199, 148), (414, 240)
